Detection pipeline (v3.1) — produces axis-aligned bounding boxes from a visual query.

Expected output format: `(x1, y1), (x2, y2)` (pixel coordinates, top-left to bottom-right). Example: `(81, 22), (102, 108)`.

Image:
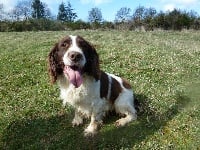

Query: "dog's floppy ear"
(76, 36), (100, 80)
(48, 43), (64, 84)
(87, 45), (100, 81)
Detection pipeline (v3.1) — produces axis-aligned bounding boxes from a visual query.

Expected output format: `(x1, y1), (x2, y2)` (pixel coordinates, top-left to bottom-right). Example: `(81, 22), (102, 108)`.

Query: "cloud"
(174, 0), (198, 5)
(0, 0), (15, 11)
(164, 0), (199, 6)
(161, 0), (198, 5)
(42, 0), (62, 5)
(160, 0), (200, 11)
(80, 0), (112, 5)
(164, 4), (175, 11)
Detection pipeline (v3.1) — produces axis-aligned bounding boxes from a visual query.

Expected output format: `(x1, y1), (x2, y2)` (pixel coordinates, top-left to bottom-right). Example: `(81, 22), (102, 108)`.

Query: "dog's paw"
(84, 128), (97, 137)
(62, 100), (67, 107)
(72, 118), (83, 127)
(115, 118), (127, 127)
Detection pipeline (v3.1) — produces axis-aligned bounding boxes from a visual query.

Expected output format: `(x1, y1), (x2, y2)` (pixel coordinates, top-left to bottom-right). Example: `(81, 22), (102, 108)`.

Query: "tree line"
(0, 0), (200, 31)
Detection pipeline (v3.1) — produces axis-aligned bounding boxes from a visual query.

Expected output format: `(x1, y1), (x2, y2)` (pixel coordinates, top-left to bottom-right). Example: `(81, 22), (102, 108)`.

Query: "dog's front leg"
(84, 114), (99, 136)
(72, 109), (83, 126)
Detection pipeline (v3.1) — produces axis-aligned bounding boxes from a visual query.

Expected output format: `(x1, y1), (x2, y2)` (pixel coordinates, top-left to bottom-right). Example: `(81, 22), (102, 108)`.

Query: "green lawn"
(0, 30), (199, 149)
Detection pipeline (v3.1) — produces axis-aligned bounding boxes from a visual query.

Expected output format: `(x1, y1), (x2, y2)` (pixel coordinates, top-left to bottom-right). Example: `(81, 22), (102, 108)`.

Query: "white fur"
(59, 74), (112, 135)
(107, 73), (137, 126)
(106, 73), (112, 100)
(58, 73), (137, 136)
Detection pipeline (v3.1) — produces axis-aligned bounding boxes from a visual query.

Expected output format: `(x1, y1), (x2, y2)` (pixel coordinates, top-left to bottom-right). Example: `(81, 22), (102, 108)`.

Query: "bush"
(66, 20), (91, 30)
(0, 21), (11, 32)
(0, 19), (92, 32)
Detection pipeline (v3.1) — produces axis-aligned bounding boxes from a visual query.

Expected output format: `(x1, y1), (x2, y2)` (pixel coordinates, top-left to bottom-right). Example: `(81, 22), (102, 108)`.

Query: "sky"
(0, 0), (200, 21)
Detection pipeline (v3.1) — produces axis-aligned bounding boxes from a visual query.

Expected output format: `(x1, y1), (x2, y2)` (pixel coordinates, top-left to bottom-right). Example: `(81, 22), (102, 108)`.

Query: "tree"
(10, 7), (21, 21)
(133, 6), (146, 26)
(165, 9), (183, 30)
(32, 0), (45, 19)
(11, 0), (32, 21)
(144, 7), (157, 19)
(88, 7), (103, 23)
(143, 7), (157, 30)
(65, 1), (77, 22)
(43, 3), (52, 19)
(57, 1), (77, 22)
(115, 7), (131, 22)
(154, 11), (168, 29)
(57, 2), (67, 21)
(31, 0), (52, 19)
(0, 3), (6, 20)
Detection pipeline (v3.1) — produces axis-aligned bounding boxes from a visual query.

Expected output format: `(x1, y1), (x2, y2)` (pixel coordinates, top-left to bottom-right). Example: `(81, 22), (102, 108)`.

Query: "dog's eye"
(62, 42), (67, 47)
(61, 37), (71, 48)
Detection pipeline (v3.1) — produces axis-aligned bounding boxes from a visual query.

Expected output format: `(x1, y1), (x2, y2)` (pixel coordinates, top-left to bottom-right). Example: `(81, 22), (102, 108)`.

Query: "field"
(0, 30), (200, 149)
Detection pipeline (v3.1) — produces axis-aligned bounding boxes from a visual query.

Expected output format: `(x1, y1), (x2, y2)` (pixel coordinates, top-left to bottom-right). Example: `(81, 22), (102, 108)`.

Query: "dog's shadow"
(2, 92), (189, 149)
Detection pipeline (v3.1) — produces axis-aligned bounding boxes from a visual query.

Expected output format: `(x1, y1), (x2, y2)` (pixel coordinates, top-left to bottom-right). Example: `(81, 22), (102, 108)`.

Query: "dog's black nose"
(68, 51), (82, 62)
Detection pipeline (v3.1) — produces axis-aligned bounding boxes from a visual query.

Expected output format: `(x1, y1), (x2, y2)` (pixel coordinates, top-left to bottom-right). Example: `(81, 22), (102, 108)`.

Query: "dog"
(48, 35), (137, 136)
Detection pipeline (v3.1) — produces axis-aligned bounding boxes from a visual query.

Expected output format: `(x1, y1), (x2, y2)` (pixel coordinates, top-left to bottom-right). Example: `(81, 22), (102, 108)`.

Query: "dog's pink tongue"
(64, 66), (83, 88)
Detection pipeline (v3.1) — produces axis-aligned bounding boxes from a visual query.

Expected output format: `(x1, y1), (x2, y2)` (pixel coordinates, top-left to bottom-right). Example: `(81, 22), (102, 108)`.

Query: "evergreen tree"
(57, 2), (67, 21)
(32, 0), (45, 19)
(57, 1), (77, 22)
(66, 2), (77, 22)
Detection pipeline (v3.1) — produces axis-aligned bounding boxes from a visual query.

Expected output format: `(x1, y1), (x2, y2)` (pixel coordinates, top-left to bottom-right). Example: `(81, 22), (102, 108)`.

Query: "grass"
(0, 30), (200, 149)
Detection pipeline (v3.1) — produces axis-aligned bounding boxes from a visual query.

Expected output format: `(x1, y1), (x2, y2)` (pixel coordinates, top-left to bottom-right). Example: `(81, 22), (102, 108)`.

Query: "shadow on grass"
(2, 92), (189, 149)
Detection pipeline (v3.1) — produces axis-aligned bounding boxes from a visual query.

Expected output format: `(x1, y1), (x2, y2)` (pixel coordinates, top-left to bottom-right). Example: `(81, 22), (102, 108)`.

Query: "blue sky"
(1, 0), (200, 21)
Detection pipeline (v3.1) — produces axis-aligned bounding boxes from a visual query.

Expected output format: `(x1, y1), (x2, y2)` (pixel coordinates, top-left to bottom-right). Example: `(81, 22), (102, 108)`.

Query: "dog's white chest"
(60, 76), (100, 107)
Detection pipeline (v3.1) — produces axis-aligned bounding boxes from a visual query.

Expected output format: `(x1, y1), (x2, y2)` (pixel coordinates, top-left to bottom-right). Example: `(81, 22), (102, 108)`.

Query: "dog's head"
(48, 35), (100, 87)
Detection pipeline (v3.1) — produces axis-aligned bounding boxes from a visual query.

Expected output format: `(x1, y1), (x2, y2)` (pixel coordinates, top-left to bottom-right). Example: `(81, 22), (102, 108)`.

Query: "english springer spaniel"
(48, 35), (137, 136)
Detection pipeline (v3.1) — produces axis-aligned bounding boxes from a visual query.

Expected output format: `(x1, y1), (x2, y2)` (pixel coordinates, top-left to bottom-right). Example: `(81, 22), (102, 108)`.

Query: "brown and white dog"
(48, 35), (137, 136)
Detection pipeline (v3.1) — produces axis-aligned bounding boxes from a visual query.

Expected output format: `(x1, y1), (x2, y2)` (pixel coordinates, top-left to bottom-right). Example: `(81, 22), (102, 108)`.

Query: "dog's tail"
(134, 97), (141, 113)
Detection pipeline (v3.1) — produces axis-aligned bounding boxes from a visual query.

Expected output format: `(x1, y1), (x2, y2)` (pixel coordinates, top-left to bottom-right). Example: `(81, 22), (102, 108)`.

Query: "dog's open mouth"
(64, 65), (83, 88)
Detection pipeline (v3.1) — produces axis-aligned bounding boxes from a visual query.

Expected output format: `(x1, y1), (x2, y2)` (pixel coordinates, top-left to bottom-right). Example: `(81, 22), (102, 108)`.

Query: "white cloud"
(161, 0), (199, 6)
(160, 0), (200, 12)
(0, 0), (16, 11)
(164, 4), (175, 11)
(173, 0), (198, 5)
(42, 0), (62, 5)
(80, 0), (112, 5)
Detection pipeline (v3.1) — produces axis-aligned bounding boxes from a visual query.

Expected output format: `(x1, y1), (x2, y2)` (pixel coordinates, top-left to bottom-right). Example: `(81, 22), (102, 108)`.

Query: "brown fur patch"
(122, 78), (132, 89)
(110, 77), (122, 104)
(100, 71), (109, 99)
